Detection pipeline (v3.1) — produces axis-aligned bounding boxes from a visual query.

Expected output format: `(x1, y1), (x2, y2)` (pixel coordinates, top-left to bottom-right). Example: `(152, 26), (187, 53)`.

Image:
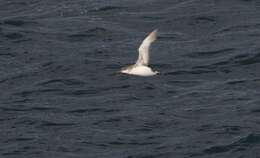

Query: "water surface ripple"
(0, 0), (260, 158)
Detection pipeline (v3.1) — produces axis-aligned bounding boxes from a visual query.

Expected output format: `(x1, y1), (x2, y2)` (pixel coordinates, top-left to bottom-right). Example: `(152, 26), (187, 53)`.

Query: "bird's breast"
(128, 66), (156, 76)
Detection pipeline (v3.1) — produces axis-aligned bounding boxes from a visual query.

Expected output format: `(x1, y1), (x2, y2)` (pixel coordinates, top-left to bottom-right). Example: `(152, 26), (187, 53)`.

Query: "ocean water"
(0, 0), (260, 158)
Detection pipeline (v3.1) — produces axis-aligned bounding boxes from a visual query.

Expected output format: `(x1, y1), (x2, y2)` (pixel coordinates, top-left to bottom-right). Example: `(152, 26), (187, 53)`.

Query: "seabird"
(120, 29), (159, 76)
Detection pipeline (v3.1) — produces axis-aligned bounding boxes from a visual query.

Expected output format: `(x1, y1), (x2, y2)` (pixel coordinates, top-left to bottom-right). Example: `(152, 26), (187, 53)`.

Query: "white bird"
(120, 29), (159, 76)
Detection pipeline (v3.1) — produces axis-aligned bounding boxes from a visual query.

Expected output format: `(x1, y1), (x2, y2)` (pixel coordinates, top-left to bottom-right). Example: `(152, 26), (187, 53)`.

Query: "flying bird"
(120, 29), (159, 76)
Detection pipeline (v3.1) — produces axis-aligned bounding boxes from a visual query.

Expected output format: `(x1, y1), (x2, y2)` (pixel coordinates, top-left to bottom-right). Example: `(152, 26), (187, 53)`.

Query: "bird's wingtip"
(147, 29), (158, 42)
(151, 29), (158, 35)
(153, 29), (158, 33)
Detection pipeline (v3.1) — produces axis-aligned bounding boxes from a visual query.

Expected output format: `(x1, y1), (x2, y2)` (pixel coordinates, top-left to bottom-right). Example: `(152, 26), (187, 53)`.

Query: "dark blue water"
(1, 0), (260, 158)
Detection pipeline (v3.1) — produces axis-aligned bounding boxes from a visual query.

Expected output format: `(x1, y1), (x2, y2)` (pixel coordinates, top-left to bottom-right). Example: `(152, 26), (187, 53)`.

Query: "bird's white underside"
(121, 66), (158, 76)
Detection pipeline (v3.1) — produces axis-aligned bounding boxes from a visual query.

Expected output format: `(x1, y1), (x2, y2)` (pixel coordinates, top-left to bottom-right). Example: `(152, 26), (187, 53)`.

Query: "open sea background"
(0, 0), (260, 158)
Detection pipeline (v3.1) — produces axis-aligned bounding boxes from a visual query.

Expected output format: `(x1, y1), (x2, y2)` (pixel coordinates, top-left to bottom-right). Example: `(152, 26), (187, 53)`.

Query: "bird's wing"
(135, 29), (158, 66)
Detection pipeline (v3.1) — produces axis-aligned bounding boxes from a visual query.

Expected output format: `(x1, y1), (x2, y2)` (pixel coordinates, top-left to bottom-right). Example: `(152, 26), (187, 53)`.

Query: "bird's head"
(120, 65), (133, 74)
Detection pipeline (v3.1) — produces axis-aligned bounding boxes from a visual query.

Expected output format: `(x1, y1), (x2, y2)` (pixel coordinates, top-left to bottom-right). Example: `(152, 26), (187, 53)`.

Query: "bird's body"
(120, 29), (159, 76)
(121, 65), (158, 76)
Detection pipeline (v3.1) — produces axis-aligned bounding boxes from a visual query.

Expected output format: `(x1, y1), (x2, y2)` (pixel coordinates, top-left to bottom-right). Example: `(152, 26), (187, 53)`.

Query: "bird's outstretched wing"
(135, 29), (158, 66)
